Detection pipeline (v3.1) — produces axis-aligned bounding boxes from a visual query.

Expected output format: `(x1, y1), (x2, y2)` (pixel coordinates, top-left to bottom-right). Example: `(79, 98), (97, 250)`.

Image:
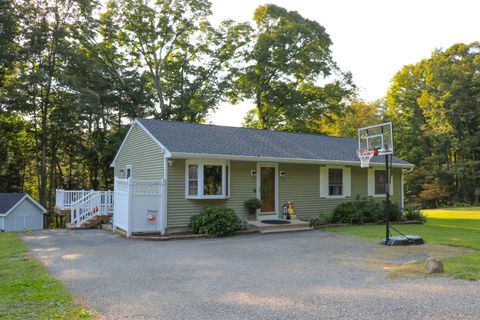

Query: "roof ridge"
(137, 118), (352, 141)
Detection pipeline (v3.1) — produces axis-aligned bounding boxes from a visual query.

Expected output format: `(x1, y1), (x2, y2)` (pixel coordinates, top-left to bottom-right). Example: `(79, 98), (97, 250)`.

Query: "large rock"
(425, 257), (444, 274)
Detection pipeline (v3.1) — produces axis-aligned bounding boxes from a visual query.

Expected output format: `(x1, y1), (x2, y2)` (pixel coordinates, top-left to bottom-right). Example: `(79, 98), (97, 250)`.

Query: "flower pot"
(248, 207), (257, 215)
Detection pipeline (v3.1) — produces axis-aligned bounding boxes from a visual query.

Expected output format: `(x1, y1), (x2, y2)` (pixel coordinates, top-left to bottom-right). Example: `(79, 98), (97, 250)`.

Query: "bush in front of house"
(190, 207), (243, 236)
(403, 203), (427, 222)
(309, 210), (333, 227)
(331, 198), (402, 224)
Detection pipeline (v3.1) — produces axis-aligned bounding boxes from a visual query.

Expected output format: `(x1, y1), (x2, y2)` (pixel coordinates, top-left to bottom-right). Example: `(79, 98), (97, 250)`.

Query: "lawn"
(0, 232), (95, 320)
(325, 207), (480, 280)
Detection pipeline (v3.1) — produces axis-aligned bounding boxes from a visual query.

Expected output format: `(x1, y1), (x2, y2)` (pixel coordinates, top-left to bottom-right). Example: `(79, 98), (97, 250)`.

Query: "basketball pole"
(385, 153), (390, 245)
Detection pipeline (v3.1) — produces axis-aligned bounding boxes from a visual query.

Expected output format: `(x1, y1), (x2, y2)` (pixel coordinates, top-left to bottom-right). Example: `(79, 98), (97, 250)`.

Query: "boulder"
(425, 257), (444, 274)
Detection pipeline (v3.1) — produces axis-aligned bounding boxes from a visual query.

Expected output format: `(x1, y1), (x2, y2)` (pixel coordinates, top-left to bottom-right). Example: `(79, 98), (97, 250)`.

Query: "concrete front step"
(260, 226), (313, 234)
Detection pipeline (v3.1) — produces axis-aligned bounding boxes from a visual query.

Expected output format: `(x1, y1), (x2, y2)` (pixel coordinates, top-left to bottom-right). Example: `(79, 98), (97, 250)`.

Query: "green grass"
(0, 232), (96, 320)
(325, 207), (480, 280)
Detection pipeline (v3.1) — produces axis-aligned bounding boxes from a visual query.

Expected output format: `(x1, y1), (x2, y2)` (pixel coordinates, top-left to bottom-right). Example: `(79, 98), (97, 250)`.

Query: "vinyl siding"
(166, 159), (403, 227)
(167, 160), (256, 227)
(114, 123), (165, 179)
(4, 199), (44, 231)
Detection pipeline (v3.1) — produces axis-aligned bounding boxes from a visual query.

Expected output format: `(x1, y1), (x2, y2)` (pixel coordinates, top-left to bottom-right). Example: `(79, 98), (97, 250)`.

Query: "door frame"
(256, 163), (278, 218)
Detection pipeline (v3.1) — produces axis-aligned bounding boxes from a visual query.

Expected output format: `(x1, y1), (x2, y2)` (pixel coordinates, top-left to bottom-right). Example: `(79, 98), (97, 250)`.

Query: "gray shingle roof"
(137, 119), (412, 167)
(0, 193), (26, 214)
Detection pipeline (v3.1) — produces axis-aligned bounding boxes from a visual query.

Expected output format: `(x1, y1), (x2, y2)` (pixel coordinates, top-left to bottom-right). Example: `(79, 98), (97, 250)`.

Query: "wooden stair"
(66, 215), (111, 230)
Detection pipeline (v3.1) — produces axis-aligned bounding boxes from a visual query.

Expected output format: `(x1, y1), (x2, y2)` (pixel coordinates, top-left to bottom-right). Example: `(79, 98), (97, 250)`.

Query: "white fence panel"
(113, 178), (165, 236)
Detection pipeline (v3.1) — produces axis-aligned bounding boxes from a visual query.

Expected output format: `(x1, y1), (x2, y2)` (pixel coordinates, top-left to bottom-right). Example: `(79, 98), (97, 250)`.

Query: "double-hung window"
(328, 168), (343, 196)
(186, 160), (229, 199)
(375, 170), (386, 195)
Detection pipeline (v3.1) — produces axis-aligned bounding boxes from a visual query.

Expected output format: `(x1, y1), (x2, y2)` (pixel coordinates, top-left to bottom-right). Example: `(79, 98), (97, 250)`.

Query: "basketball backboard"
(357, 122), (393, 156)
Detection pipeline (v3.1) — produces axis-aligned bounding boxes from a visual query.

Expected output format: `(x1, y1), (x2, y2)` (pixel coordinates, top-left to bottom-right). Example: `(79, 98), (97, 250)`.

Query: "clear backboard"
(357, 122), (393, 167)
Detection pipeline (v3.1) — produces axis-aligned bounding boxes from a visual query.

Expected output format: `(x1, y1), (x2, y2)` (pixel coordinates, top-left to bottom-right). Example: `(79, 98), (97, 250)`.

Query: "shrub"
(244, 198), (261, 209)
(310, 211), (332, 227)
(331, 198), (402, 224)
(403, 203), (427, 222)
(190, 207), (243, 236)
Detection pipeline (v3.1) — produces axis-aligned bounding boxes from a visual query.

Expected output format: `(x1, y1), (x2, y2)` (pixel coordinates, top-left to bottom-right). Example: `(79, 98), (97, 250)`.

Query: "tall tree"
(387, 42), (480, 206)
(235, 4), (354, 132)
(104, 0), (249, 121)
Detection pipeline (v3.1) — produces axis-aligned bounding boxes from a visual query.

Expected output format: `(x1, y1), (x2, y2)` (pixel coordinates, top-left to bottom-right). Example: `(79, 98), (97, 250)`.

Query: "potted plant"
(244, 198), (261, 216)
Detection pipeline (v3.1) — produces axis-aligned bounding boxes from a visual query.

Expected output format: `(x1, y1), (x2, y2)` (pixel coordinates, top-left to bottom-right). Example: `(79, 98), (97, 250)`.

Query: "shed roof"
(0, 193), (47, 215)
(136, 119), (412, 167)
(0, 193), (27, 214)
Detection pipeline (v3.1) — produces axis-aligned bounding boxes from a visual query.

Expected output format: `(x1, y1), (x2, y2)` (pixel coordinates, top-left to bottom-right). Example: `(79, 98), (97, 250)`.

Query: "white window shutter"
(390, 174), (394, 195)
(368, 168), (374, 196)
(320, 167), (328, 197)
(343, 167), (351, 197)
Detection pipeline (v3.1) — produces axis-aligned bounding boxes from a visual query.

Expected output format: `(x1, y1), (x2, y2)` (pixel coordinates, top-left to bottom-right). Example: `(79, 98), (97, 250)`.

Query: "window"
(186, 160), (229, 199)
(188, 165), (198, 196)
(125, 165), (132, 179)
(375, 170), (386, 195)
(328, 168), (343, 196)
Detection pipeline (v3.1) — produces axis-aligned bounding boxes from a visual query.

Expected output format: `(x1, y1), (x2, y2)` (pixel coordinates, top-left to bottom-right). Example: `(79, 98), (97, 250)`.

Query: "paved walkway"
(22, 230), (480, 320)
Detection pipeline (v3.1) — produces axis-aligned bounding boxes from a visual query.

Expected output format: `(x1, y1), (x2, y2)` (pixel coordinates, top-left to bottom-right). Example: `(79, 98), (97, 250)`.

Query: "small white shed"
(0, 193), (46, 232)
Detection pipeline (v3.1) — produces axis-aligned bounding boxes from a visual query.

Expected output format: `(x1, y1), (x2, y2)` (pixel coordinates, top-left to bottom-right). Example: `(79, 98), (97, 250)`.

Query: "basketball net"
(357, 148), (375, 168)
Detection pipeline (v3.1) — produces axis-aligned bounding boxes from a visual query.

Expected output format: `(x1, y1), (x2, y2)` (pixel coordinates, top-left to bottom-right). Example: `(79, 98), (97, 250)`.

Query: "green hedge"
(331, 198), (402, 224)
(190, 207), (243, 236)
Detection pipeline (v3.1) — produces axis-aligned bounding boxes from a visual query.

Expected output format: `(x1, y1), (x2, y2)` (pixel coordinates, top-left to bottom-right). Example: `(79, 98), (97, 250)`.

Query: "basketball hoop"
(357, 148), (375, 168)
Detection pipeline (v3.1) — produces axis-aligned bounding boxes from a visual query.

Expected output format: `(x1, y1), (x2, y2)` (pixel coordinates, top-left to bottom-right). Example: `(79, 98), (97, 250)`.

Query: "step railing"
(70, 191), (114, 227)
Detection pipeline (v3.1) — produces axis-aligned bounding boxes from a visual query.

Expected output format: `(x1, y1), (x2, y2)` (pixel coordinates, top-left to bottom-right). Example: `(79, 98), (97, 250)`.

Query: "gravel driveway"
(22, 230), (480, 320)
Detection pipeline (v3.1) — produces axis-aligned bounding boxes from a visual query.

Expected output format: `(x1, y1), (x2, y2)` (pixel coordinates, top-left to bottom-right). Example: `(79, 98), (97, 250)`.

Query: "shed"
(0, 193), (46, 232)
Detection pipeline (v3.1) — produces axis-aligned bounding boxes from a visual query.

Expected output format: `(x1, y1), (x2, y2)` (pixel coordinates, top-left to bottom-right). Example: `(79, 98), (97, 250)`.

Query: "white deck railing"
(55, 189), (91, 209)
(71, 190), (114, 227)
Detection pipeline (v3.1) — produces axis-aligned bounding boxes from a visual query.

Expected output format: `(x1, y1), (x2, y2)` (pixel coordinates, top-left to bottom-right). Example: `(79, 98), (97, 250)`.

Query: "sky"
(206, 0), (480, 126)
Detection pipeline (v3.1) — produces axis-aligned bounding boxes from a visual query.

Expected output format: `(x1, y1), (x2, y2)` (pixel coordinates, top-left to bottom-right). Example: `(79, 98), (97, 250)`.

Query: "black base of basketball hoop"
(380, 235), (424, 246)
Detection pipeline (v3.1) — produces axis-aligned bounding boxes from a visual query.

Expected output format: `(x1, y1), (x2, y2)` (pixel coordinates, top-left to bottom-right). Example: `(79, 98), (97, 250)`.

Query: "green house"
(110, 119), (413, 234)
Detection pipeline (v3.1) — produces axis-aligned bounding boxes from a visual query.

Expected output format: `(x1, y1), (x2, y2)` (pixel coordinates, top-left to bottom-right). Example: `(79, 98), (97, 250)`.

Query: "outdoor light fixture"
(168, 160), (174, 166)
(250, 170), (256, 176)
(279, 171), (286, 177)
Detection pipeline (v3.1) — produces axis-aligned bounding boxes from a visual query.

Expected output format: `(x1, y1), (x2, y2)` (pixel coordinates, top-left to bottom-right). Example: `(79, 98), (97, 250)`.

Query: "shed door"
(14, 216), (25, 231)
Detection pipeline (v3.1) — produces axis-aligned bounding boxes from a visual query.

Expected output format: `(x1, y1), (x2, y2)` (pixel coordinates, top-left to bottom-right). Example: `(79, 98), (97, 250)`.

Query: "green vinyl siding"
(167, 160), (403, 227)
(167, 160), (256, 227)
(114, 123), (165, 179)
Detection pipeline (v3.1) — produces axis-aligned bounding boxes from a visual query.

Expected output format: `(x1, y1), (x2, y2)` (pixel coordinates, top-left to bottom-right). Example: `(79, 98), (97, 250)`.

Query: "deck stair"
(56, 189), (113, 229)
(249, 219), (313, 234)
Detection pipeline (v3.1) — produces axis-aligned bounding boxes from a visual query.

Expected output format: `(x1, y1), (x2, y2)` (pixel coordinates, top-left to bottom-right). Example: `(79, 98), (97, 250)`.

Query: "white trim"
(171, 152), (413, 168)
(0, 194), (47, 217)
(162, 156), (168, 233)
(320, 165), (351, 199)
(256, 163), (278, 217)
(401, 171), (405, 209)
(110, 119), (172, 167)
(185, 159), (230, 199)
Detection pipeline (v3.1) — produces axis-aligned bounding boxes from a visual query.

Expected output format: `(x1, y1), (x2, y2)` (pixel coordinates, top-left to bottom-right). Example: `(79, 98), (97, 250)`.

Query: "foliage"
(331, 198), (402, 224)
(244, 198), (261, 209)
(0, 233), (95, 319)
(387, 42), (480, 206)
(331, 198), (383, 224)
(190, 207), (243, 236)
(318, 99), (382, 138)
(309, 211), (333, 227)
(403, 203), (427, 222)
(325, 207), (480, 281)
(234, 4), (355, 131)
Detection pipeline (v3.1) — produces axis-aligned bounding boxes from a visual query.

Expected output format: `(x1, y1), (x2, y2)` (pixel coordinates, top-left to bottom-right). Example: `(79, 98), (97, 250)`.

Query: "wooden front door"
(258, 164), (277, 214)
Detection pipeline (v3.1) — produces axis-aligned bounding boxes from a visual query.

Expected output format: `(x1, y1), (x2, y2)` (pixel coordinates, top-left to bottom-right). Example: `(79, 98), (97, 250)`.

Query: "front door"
(257, 164), (277, 215)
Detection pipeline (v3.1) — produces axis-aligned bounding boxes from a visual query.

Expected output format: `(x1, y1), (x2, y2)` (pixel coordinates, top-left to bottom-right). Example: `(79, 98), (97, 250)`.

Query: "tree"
(316, 99), (382, 138)
(235, 4), (354, 132)
(387, 42), (480, 205)
(104, 0), (249, 121)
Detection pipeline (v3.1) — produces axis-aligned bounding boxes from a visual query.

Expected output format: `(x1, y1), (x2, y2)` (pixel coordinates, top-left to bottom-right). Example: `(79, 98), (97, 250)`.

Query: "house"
(0, 193), (46, 232)
(109, 119), (413, 235)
